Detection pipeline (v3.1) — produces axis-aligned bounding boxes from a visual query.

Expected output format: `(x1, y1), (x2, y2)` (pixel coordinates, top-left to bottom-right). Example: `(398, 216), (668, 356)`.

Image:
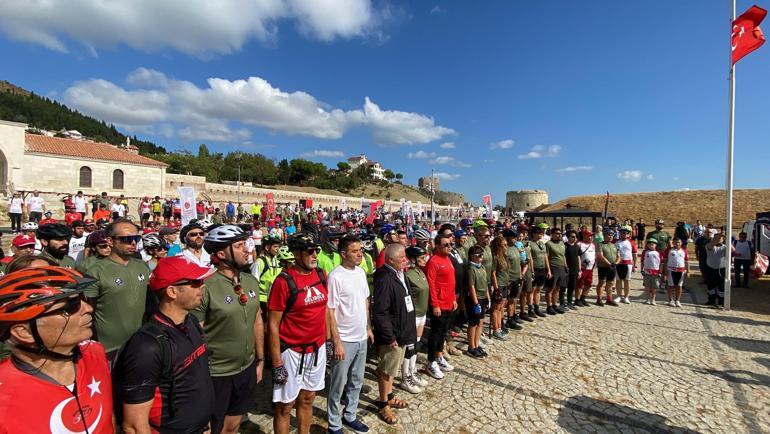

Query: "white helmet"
(21, 222), (39, 231)
(203, 225), (249, 252)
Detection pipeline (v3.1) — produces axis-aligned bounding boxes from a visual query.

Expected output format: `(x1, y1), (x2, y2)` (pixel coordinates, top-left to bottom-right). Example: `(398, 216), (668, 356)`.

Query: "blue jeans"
(327, 340), (368, 430)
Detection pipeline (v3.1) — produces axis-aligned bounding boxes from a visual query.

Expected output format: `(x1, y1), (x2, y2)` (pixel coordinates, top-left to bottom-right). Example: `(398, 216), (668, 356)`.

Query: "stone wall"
(506, 189), (549, 213)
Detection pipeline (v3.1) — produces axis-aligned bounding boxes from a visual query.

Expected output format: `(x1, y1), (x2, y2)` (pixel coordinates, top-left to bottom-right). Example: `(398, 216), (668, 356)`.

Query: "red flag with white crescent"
(732, 5), (767, 64)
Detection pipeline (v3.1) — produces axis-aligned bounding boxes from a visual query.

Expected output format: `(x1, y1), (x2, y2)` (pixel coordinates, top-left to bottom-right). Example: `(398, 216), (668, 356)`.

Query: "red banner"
(732, 5), (767, 64)
(266, 193), (275, 215)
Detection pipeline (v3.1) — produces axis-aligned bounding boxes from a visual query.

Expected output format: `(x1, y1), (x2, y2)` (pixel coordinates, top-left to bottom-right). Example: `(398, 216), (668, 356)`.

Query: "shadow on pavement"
(693, 367), (770, 388)
(754, 357), (770, 371)
(710, 335), (770, 355)
(671, 311), (770, 327)
(557, 395), (700, 434)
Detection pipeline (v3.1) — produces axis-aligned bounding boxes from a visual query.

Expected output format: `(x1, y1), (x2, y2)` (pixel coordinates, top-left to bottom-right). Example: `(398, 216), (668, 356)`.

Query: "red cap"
(149, 256), (216, 292)
(166, 221), (180, 228)
(582, 230), (594, 237)
(12, 234), (36, 248)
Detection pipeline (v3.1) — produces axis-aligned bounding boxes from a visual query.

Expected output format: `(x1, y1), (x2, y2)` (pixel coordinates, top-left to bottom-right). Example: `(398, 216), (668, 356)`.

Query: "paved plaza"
(242, 272), (770, 433)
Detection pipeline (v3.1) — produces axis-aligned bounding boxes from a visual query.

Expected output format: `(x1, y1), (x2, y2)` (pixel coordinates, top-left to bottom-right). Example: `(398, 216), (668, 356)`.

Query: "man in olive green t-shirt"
(545, 228), (567, 315)
(84, 219), (153, 359)
(595, 229), (620, 306)
(193, 225), (264, 434)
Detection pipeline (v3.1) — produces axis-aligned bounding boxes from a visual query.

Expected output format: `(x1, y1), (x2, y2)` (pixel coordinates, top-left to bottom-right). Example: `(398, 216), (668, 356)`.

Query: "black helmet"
(287, 233), (320, 252)
(36, 223), (72, 240)
(180, 220), (205, 240)
(502, 228), (518, 238)
(203, 225), (249, 253)
(405, 245), (427, 259)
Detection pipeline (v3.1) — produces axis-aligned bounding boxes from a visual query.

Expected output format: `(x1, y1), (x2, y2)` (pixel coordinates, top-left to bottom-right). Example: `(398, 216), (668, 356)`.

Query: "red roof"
(25, 134), (168, 167)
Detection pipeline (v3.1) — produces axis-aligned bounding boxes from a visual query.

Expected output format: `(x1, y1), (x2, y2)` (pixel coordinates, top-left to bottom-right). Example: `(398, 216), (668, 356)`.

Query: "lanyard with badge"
(399, 270), (414, 313)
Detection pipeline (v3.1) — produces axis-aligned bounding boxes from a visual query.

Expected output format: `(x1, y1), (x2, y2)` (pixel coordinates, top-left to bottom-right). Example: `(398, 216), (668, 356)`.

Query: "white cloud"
(555, 165), (593, 173)
(429, 155), (471, 168)
(63, 68), (454, 144)
(300, 150), (344, 158)
(439, 141), (456, 149)
(646, 174), (654, 180)
(517, 144), (561, 159)
(429, 5), (443, 14)
(617, 170), (644, 182)
(674, 187), (691, 192)
(0, 0), (384, 56)
(407, 150), (436, 159)
(673, 176), (680, 181)
(490, 139), (514, 150)
(363, 97), (455, 145)
(434, 172), (459, 181)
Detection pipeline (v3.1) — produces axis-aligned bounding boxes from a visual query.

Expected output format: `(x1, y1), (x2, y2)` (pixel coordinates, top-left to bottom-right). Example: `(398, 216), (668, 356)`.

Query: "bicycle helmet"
(378, 224), (395, 238)
(405, 245), (427, 259)
(502, 228), (518, 238)
(198, 219), (214, 231)
(287, 233), (320, 252)
(142, 233), (165, 249)
(180, 220), (205, 240)
(620, 225), (632, 233)
(413, 229), (431, 241)
(21, 222), (38, 232)
(203, 224), (249, 253)
(277, 245), (295, 262)
(459, 218), (472, 228)
(536, 222), (550, 230)
(471, 220), (488, 229)
(87, 230), (109, 247)
(0, 266), (94, 334)
(263, 233), (282, 246)
(36, 223), (72, 240)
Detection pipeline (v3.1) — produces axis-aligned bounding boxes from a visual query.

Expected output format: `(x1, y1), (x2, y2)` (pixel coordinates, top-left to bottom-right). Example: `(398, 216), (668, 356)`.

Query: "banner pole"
(724, 0), (737, 310)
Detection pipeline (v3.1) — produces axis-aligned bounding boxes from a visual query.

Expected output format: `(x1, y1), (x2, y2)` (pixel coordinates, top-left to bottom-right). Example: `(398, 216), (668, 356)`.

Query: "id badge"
(404, 295), (414, 312)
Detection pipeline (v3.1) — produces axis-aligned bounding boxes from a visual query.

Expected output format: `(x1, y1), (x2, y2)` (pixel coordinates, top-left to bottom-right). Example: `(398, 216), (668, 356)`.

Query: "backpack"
(277, 267), (326, 318)
(112, 317), (205, 431)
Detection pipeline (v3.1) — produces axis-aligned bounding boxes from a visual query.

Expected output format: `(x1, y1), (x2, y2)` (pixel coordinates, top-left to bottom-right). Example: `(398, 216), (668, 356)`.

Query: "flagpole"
(724, 0), (736, 310)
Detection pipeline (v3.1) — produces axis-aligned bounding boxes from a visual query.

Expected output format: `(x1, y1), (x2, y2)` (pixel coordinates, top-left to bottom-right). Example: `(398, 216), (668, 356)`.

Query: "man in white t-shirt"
(73, 191), (88, 219)
(252, 224), (264, 253)
(111, 201), (126, 219)
(68, 220), (88, 262)
(326, 236), (373, 434)
(26, 190), (46, 223)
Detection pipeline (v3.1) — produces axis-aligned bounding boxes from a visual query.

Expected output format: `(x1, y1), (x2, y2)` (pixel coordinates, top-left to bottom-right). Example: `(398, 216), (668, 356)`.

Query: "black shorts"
(141, 212), (151, 221)
(533, 268), (547, 287)
(466, 298), (489, 326)
(507, 279), (521, 299)
(211, 359), (258, 433)
(163, 210), (172, 219)
(598, 267), (616, 282)
(493, 284), (508, 302)
(616, 264), (630, 280)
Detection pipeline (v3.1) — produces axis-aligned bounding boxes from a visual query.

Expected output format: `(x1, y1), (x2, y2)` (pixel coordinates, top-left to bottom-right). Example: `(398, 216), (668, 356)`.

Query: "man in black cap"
(37, 223), (76, 269)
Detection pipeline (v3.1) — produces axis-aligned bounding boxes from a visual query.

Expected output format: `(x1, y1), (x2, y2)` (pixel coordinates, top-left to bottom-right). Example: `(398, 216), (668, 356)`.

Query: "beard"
(47, 244), (68, 260)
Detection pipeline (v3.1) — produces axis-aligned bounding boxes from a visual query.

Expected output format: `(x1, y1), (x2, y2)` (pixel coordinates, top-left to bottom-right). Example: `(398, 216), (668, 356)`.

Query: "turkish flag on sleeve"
(732, 5), (767, 64)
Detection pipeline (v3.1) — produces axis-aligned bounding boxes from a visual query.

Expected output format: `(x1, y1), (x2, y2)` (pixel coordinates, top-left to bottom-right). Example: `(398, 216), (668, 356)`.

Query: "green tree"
(277, 159), (291, 185)
(337, 162), (351, 172)
(383, 169), (395, 183)
(395, 173), (403, 183)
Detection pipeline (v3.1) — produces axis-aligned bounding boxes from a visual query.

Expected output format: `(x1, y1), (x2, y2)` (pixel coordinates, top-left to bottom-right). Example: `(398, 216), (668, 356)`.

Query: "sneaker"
(437, 356), (454, 372)
(342, 418), (370, 433)
(614, 296), (622, 303)
(521, 312), (534, 322)
(554, 305), (566, 314)
(595, 299), (605, 307)
(400, 376), (422, 394)
(478, 347), (489, 357)
(501, 326), (509, 335)
(650, 299), (657, 306)
(667, 300), (674, 307)
(566, 302), (577, 310)
(581, 299), (590, 307)
(467, 347), (484, 359)
(624, 297), (631, 304)
(426, 361), (445, 379)
(411, 373), (428, 387)
(513, 314), (524, 324)
(534, 306), (547, 317)
(480, 335), (493, 345)
(675, 301), (682, 307)
(644, 299), (650, 305)
(606, 299), (619, 306)
(546, 306), (556, 315)
(510, 322), (523, 331)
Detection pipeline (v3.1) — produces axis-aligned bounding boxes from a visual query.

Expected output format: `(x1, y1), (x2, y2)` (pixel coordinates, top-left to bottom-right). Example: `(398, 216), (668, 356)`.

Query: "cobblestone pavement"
(241, 271), (770, 433)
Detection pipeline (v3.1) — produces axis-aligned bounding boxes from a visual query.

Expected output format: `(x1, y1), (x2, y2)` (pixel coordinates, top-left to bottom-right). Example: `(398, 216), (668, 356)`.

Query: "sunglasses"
(172, 279), (205, 288)
(187, 231), (205, 238)
(41, 294), (86, 317)
(96, 243), (110, 249)
(116, 235), (141, 244)
(304, 247), (321, 254)
(440, 243), (451, 247)
(471, 253), (483, 257)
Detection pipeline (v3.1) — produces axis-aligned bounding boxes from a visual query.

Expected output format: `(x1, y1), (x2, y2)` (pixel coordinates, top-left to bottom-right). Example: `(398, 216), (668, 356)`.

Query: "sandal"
(377, 403), (398, 424)
(387, 396), (409, 409)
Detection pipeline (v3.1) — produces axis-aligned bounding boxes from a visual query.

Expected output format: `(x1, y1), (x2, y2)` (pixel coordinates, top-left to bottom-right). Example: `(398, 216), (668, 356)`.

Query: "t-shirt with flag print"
(268, 267), (328, 354)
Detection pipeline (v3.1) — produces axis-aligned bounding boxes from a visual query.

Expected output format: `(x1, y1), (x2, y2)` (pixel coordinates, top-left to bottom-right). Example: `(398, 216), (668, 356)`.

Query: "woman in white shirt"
(8, 192), (24, 232)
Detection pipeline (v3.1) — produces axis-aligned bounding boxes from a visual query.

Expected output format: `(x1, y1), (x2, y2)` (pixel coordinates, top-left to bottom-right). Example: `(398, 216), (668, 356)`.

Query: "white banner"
(340, 197), (347, 210)
(178, 186), (196, 226)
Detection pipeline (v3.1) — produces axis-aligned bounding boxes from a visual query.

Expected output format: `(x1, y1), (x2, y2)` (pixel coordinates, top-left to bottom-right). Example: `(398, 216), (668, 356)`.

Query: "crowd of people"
(0, 192), (758, 433)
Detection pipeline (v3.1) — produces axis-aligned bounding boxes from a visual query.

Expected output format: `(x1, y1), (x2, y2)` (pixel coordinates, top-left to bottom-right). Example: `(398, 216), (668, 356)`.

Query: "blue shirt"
(514, 241), (527, 262)
(285, 225), (297, 236)
(226, 203), (235, 215)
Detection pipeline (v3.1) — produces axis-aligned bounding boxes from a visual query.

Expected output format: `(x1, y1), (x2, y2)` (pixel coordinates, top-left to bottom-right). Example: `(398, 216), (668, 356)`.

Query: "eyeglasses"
(471, 253), (483, 257)
(41, 294), (85, 317)
(233, 283), (248, 305)
(116, 235), (141, 244)
(187, 231), (205, 238)
(304, 247), (321, 255)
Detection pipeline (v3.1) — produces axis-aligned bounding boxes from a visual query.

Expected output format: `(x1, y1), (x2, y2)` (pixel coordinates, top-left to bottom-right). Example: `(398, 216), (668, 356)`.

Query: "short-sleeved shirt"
(192, 271), (260, 376)
(528, 239), (547, 269)
(506, 246), (522, 280)
(84, 257), (152, 352)
(39, 251), (77, 269)
(327, 265), (369, 342)
(546, 240), (566, 268)
(405, 267), (430, 317)
(480, 245), (493, 283)
(117, 312), (214, 432)
(598, 242), (618, 268)
(467, 264), (488, 300)
(268, 267), (328, 354)
(646, 230), (671, 251)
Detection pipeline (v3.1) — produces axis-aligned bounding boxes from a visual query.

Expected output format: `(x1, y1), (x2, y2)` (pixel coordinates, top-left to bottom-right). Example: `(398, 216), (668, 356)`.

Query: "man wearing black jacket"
(372, 243), (416, 425)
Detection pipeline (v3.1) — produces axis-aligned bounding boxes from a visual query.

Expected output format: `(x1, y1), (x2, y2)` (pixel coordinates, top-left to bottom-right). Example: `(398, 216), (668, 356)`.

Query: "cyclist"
(0, 266), (114, 433)
(115, 256), (216, 434)
(254, 233), (283, 314)
(141, 232), (168, 271)
(193, 225), (265, 434)
(37, 223), (77, 269)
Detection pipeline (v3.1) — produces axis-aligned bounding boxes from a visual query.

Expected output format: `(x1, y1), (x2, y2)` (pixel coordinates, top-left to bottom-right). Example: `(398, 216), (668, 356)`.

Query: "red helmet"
(0, 266), (94, 326)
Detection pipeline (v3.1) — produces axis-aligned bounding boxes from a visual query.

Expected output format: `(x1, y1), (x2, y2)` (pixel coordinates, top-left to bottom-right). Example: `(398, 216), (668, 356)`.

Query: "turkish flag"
(732, 5), (767, 64)
(266, 193), (275, 215)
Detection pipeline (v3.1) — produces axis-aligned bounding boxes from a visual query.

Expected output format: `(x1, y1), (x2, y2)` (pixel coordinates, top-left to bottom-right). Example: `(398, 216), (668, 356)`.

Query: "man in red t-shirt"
(0, 266), (114, 433)
(268, 233), (328, 434)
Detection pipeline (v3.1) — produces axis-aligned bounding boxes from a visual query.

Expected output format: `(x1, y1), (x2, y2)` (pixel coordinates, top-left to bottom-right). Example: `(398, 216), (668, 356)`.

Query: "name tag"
(404, 295), (414, 313)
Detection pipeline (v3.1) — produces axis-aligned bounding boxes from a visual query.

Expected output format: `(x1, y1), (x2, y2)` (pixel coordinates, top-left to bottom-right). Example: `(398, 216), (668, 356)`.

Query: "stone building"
(418, 176), (440, 192)
(506, 189), (549, 213)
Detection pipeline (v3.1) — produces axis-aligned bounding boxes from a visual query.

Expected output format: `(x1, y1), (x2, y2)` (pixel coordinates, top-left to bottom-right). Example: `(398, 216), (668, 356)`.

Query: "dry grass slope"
(543, 189), (770, 228)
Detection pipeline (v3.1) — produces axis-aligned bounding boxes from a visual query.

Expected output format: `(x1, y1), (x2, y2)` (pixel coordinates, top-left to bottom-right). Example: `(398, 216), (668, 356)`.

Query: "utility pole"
(235, 153), (242, 204)
(430, 168), (435, 222)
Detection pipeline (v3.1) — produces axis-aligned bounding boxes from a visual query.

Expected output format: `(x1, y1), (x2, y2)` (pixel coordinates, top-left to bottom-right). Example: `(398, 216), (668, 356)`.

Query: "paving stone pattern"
(241, 272), (770, 433)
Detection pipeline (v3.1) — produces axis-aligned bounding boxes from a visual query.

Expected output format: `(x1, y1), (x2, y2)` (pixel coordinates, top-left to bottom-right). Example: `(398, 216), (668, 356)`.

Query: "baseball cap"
(655, 219), (665, 224)
(12, 234), (36, 248)
(603, 227), (614, 234)
(44, 210), (53, 216)
(646, 238), (658, 245)
(453, 229), (466, 238)
(160, 226), (179, 236)
(149, 256), (216, 292)
(582, 230), (594, 237)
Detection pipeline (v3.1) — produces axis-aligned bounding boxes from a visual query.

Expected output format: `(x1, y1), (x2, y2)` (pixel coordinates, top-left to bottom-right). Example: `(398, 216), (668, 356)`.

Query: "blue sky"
(1, 0), (768, 205)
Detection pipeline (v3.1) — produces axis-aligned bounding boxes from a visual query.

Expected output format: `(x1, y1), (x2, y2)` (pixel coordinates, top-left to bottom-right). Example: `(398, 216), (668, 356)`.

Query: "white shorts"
(272, 347), (326, 403)
(415, 315), (427, 328)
